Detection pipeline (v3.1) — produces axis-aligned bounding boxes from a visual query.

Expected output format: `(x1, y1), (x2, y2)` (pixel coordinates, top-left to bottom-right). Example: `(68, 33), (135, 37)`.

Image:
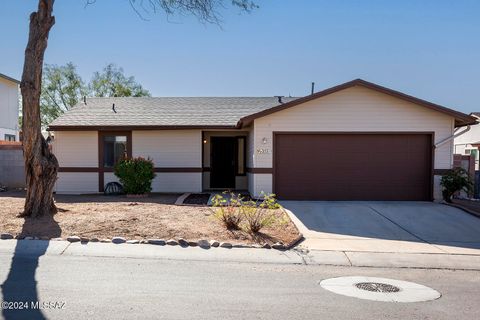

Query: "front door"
(210, 137), (236, 189)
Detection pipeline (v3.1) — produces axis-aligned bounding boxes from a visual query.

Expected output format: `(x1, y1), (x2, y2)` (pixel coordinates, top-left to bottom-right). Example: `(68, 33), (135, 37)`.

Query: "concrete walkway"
(1, 239), (480, 270)
(281, 201), (480, 269)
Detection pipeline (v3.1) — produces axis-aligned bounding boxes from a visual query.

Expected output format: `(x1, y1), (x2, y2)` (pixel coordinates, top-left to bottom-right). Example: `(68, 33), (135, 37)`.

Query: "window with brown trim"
(103, 135), (127, 167)
(4, 134), (15, 142)
(236, 136), (246, 175)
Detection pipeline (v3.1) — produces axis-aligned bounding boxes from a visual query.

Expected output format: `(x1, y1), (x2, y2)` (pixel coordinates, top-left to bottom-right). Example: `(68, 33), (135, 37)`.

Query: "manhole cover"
(355, 282), (400, 293)
(320, 276), (441, 302)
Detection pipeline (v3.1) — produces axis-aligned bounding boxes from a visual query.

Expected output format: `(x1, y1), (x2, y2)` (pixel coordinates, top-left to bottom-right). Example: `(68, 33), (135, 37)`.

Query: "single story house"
(0, 73), (20, 142)
(48, 79), (477, 201)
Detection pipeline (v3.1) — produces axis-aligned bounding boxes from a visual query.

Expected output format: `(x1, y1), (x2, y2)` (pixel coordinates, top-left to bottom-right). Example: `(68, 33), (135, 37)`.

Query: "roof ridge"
(84, 96), (300, 99)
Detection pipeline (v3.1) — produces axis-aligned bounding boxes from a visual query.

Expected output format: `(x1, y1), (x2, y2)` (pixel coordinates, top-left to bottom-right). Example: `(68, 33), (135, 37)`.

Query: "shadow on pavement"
(1, 214), (61, 320)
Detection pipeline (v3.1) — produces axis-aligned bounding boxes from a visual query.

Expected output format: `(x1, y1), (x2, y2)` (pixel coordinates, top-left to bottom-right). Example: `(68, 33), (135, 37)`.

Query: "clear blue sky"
(1, 0), (479, 112)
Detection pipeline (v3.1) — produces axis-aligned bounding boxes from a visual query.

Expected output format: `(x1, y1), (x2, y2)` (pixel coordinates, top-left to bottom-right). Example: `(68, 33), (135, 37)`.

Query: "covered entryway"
(274, 133), (433, 201)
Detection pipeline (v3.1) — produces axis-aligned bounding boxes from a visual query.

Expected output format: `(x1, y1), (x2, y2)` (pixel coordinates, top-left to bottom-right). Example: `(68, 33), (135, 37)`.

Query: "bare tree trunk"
(20, 0), (58, 217)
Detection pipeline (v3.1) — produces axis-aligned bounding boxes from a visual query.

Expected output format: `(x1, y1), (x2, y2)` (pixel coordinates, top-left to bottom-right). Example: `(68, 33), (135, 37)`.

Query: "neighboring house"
(48, 79), (476, 201)
(0, 73), (20, 142)
(454, 113), (480, 169)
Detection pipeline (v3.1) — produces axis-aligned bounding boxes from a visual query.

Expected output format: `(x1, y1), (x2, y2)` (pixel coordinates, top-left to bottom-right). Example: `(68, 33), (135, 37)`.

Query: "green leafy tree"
(89, 63), (150, 98)
(20, 0), (256, 217)
(40, 62), (86, 127)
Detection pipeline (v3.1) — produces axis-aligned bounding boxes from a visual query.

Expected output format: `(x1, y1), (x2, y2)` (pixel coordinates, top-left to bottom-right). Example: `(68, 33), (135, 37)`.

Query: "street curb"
(285, 233), (304, 250)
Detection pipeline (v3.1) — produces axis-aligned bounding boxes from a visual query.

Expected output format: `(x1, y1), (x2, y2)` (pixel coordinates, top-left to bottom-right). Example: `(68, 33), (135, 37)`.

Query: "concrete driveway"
(281, 201), (480, 255)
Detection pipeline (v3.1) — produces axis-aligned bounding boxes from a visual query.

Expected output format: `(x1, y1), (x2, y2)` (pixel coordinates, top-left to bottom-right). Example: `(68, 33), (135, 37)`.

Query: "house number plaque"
(256, 148), (271, 154)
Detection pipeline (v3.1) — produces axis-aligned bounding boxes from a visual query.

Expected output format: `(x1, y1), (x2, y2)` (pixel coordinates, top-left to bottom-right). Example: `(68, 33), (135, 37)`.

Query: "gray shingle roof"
(49, 97), (298, 128)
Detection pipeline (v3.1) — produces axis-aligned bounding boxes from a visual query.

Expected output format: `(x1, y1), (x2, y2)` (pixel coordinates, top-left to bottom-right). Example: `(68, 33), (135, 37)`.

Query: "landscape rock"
(233, 243), (249, 248)
(197, 240), (210, 249)
(262, 243), (271, 249)
(80, 237), (89, 243)
(148, 239), (166, 245)
(100, 238), (111, 243)
(166, 239), (179, 246)
(271, 242), (285, 250)
(0, 233), (14, 240)
(126, 239), (140, 244)
(188, 241), (198, 247)
(112, 237), (126, 244)
(178, 238), (189, 247)
(209, 240), (220, 247)
(67, 236), (81, 242)
(90, 238), (99, 242)
(219, 242), (232, 248)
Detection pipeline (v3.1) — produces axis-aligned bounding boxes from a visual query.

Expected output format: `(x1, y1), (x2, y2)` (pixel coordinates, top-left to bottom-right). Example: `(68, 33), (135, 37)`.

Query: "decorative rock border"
(0, 232), (302, 251)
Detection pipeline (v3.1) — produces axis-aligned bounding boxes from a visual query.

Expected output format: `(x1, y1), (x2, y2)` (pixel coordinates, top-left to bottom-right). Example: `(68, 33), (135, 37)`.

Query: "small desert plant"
(114, 157), (156, 195)
(210, 192), (243, 230)
(440, 167), (473, 203)
(211, 192), (283, 233)
(241, 193), (280, 233)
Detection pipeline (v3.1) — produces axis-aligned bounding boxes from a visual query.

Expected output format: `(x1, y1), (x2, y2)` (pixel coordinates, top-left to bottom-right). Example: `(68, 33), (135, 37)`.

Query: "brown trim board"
(433, 169), (451, 175)
(49, 125), (237, 131)
(60, 167), (203, 173)
(246, 167), (273, 174)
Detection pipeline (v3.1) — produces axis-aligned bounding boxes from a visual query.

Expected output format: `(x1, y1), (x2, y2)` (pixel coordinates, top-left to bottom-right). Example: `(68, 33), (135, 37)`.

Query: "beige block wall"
(54, 131), (98, 194)
(248, 86), (455, 200)
(152, 173), (202, 193)
(132, 130), (202, 192)
(54, 131), (98, 167)
(132, 130), (201, 166)
(56, 172), (98, 194)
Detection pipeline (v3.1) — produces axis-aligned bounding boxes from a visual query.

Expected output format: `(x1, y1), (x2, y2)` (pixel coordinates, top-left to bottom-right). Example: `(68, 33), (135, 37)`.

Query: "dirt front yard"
(0, 191), (300, 246)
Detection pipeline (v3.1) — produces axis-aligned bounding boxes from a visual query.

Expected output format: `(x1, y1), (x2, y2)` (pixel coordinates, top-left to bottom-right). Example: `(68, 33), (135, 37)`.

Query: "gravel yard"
(0, 191), (300, 246)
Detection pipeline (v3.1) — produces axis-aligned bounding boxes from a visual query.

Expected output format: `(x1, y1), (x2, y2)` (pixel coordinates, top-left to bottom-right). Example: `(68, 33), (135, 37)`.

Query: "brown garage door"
(274, 133), (432, 201)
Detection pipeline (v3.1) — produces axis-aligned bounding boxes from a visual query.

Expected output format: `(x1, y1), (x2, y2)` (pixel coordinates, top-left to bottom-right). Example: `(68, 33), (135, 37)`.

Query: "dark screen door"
(210, 137), (236, 188)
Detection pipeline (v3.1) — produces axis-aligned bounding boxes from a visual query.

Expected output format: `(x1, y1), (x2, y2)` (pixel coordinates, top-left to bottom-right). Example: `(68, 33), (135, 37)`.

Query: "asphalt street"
(0, 242), (479, 319)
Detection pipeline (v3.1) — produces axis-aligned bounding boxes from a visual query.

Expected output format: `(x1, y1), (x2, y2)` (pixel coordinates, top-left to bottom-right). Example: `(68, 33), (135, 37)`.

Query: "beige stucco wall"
(0, 78), (19, 140)
(249, 85), (455, 200)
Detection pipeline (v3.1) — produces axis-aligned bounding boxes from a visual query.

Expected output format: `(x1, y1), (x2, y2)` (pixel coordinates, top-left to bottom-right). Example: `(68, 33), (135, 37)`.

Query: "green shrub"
(440, 167), (473, 203)
(114, 157), (156, 195)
